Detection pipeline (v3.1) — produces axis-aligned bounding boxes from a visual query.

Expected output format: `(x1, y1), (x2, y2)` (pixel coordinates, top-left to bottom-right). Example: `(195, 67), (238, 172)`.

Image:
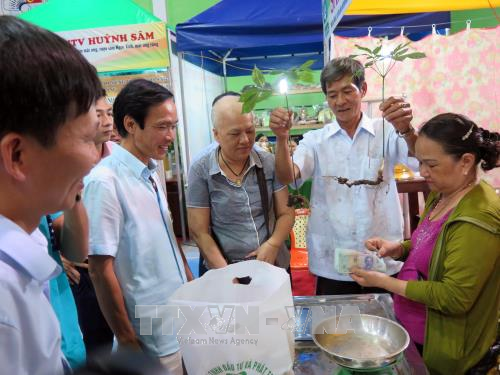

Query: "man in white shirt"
(63, 89), (115, 357)
(95, 90), (115, 159)
(85, 79), (192, 375)
(0, 16), (101, 374)
(270, 57), (417, 295)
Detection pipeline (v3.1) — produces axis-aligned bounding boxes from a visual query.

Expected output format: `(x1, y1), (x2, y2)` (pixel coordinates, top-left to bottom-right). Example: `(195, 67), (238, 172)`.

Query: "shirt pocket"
(319, 158), (345, 188)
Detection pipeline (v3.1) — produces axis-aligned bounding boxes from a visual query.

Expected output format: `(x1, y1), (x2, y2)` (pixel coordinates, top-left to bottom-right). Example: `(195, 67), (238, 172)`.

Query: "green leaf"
(391, 55), (406, 61)
(392, 48), (409, 57)
(297, 70), (314, 83)
(392, 42), (411, 54)
(402, 52), (426, 59)
(401, 41), (412, 49)
(263, 82), (273, 90)
(241, 95), (258, 113)
(373, 45), (382, 55)
(365, 61), (374, 68)
(298, 60), (315, 70)
(354, 44), (373, 54)
(251, 66), (266, 87)
(241, 84), (257, 92)
(391, 44), (401, 54)
(239, 86), (259, 102)
(393, 52), (426, 61)
(240, 86), (274, 113)
(257, 89), (273, 102)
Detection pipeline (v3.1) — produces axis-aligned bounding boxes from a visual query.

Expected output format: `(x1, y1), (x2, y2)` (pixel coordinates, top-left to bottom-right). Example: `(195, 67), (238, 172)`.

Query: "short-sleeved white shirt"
(0, 215), (65, 375)
(293, 114), (407, 280)
(84, 144), (186, 357)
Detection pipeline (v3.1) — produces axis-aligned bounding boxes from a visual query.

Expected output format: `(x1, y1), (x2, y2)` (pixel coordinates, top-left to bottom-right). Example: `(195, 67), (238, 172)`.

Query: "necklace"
(219, 149), (249, 186)
(430, 180), (476, 220)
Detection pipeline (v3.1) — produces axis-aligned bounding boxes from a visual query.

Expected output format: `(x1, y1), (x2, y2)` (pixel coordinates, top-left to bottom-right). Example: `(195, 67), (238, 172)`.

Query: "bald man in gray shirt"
(187, 94), (294, 273)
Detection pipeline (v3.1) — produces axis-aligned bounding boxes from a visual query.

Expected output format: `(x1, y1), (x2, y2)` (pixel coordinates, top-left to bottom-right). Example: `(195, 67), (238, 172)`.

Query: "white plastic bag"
(169, 260), (295, 375)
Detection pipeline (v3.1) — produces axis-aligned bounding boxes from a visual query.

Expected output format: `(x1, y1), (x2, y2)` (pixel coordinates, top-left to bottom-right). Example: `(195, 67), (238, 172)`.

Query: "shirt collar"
(112, 144), (158, 180)
(208, 147), (262, 176)
(0, 215), (60, 282)
(325, 113), (375, 138)
(358, 113), (375, 136)
(101, 141), (113, 159)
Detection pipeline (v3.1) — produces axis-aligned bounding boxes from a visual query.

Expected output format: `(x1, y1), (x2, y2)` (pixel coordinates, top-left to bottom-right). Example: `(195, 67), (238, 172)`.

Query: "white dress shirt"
(84, 144), (186, 357)
(293, 114), (407, 280)
(0, 215), (65, 375)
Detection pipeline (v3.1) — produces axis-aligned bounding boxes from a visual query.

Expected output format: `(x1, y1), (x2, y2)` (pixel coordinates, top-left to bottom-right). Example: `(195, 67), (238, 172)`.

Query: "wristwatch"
(396, 125), (415, 139)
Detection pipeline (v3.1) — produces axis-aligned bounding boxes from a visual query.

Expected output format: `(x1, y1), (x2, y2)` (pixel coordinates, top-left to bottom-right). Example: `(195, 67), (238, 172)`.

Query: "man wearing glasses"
(270, 57), (417, 295)
(85, 79), (192, 374)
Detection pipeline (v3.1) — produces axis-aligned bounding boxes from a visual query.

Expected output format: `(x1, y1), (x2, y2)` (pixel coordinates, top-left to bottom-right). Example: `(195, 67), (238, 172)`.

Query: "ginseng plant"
(239, 61), (316, 208)
(335, 40), (426, 187)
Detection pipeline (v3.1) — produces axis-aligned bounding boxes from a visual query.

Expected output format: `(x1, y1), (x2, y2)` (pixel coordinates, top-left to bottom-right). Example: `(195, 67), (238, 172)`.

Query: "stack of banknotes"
(334, 248), (387, 274)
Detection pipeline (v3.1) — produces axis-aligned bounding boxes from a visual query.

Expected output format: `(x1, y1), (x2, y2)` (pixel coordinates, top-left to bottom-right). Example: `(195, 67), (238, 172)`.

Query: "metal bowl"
(312, 314), (410, 369)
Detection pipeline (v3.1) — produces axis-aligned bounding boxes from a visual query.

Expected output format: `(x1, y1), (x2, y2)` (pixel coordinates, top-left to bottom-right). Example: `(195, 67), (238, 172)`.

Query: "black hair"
(99, 89), (107, 99)
(113, 79), (173, 138)
(0, 16), (102, 147)
(320, 57), (365, 94)
(212, 91), (241, 107)
(419, 113), (499, 171)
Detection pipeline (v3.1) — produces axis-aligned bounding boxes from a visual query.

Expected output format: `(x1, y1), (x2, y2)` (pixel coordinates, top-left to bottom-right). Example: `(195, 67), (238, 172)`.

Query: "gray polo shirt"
(187, 147), (290, 268)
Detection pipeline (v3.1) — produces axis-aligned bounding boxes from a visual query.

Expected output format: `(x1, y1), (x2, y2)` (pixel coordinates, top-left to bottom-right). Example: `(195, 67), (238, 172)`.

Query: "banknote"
(334, 248), (387, 274)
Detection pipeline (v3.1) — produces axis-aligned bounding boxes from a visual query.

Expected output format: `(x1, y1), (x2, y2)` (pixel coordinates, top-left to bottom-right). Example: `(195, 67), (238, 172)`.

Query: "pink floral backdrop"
(334, 27), (500, 187)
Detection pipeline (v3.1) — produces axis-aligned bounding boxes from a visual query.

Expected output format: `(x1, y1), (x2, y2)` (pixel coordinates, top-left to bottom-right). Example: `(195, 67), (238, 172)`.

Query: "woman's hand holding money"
(364, 237), (403, 259)
(350, 267), (388, 288)
(352, 237), (408, 295)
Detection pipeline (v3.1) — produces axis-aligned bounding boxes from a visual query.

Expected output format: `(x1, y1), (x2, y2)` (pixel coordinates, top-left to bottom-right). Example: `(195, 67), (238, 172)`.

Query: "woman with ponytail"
(351, 113), (499, 374)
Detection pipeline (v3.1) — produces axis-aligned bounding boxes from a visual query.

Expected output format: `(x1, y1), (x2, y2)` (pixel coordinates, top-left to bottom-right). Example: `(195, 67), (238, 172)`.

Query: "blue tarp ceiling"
(175, 0), (450, 76)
